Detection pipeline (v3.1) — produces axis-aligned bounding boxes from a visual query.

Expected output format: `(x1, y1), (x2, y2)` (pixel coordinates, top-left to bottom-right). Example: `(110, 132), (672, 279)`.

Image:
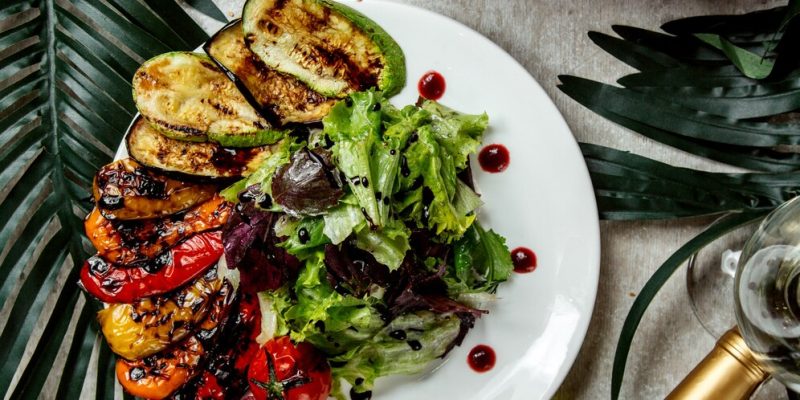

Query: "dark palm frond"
(587, 31), (682, 71)
(661, 6), (787, 39)
(560, 3), (800, 181)
(560, 2), (800, 399)
(610, 25), (731, 64)
(617, 65), (758, 88)
(185, 0), (229, 22)
(611, 74), (800, 121)
(560, 76), (800, 147)
(582, 143), (800, 220)
(0, 0), (222, 398)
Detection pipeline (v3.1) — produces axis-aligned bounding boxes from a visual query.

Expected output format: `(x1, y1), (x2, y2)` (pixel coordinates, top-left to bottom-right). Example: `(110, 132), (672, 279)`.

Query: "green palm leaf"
(582, 143), (800, 219)
(0, 0), (221, 397)
(559, 1), (800, 398)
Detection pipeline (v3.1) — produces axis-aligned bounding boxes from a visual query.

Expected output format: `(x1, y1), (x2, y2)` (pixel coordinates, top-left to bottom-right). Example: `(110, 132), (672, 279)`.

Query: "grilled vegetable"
(248, 336), (332, 400)
(205, 19), (335, 125)
(132, 51), (287, 146)
(97, 266), (223, 360)
(127, 116), (276, 179)
(79, 231), (223, 303)
(84, 195), (231, 266)
(242, 0), (405, 98)
(116, 336), (203, 399)
(93, 158), (217, 220)
(116, 281), (234, 398)
(196, 279), (236, 339)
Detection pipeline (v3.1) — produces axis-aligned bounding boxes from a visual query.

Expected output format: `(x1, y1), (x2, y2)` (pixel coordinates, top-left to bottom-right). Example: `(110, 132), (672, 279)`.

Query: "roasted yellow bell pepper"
(97, 268), (222, 360)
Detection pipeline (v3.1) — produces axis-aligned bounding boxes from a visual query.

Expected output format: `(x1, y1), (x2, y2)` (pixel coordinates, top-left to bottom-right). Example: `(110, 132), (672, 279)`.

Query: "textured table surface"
(375, 1), (787, 399)
(194, 0), (788, 398)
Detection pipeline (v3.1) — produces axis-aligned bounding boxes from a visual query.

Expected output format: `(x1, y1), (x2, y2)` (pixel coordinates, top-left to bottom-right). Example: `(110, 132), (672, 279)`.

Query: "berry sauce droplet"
(511, 247), (537, 273)
(468, 345), (496, 373)
(478, 144), (510, 173)
(418, 71), (446, 100)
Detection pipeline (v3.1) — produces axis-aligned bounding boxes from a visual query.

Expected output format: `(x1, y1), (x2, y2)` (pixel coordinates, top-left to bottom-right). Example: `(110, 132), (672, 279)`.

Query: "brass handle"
(666, 327), (769, 400)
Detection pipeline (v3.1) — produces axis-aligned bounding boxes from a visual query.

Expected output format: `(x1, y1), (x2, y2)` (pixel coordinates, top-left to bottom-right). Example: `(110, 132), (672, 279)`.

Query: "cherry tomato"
(191, 292), (262, 399)
(234, 293), (263, 374)
(195, 371), (226, 400)
(85, 195), (231, 266)
(80, 231), (222, 303)
(247, 336), (332, 400)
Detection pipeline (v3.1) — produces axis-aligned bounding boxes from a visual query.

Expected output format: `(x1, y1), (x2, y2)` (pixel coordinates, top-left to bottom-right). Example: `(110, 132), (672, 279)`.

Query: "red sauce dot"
(478, 144), (510, 173)
(511, 247), (537, 273)
(468, 345), (496, 373)
(418, 71), (446, 100)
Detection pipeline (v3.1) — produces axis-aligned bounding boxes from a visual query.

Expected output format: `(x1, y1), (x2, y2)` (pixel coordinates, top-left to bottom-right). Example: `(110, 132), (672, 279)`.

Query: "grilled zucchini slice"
(242, 0), (405, 98)
(205, 19), (335, 125)
(126, 116), (274, 179)
(132, 52), (286, 147)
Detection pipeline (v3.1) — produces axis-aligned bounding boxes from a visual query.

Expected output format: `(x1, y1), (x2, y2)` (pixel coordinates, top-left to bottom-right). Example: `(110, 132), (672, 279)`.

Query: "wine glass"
(736, 197), (800, 394)
(687, 218), (758, 338)
(678, 197), (800, 398)
(684, 218), (788, 399)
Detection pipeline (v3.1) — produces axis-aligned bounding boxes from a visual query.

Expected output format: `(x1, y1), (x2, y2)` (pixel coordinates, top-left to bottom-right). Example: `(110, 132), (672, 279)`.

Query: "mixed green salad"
(84, 0), (516, 398)
(220, 90), (513, 397)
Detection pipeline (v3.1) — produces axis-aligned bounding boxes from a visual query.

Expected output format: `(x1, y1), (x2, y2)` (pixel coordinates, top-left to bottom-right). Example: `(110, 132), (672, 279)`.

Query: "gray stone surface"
(376, 1), (788, 398)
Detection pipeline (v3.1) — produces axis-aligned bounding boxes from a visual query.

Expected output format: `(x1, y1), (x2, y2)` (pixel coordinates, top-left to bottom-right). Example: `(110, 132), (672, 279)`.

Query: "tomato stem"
(249, 352), (310, 400)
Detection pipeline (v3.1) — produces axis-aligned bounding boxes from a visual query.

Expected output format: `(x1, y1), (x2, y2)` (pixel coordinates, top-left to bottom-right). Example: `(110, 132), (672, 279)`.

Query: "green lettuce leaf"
(323, 195), (366, 245)
(330, 311), (462, 394)
(220, 138), (297, 205)
(323, 196), (410, 270)
(421, 100), (489, 169)
(398, 126), (477, 240)
(324, 91), (383, 226)
(282, 257), (385, 354)
(447, 222), (513, 295)
(354, 218), (410, 271)
(257, 286), (292, 342)
(276, 216), (331, 261)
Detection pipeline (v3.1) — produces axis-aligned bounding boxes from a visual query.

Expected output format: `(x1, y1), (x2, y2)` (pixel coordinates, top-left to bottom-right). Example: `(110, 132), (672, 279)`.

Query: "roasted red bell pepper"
(80, 231), (223, 303)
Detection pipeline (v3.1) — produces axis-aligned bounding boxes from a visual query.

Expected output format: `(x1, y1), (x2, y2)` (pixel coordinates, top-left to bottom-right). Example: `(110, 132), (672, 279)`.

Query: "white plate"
(121, 1), (600, 399)
(356, 2), (600, 399)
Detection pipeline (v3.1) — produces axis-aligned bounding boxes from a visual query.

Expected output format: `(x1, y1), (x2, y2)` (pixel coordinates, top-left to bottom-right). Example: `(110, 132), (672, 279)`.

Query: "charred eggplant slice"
(242, 0), (405, 98)
(205, 20), (335, 125)
(132, 52), (286, 147)
(127, 116), (275, 179)
(93, 158), (218, 220)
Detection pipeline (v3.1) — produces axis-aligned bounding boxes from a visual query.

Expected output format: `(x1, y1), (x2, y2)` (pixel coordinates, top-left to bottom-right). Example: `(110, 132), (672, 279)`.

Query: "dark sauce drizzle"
(468, 344), (496, 373)
(478, 144), (510, 173)
(511, 247), (537, 273)
(418, 71), (446, 100)
(350, 388), (372, 400)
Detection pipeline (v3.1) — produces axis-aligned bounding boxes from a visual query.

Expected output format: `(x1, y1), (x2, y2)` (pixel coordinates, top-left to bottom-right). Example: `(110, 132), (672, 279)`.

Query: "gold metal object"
(666, 327), (769, 400)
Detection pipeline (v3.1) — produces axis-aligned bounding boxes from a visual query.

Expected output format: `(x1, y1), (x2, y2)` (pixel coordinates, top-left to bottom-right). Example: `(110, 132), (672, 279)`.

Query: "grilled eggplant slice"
(242, 0), (405, 98)
(132, 52), (286, 147)
(93, 158), (217, 220)
(127, 116), (275, 179)
(205, 20), (335, 125)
